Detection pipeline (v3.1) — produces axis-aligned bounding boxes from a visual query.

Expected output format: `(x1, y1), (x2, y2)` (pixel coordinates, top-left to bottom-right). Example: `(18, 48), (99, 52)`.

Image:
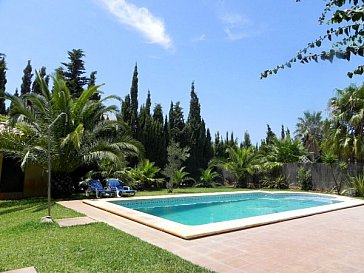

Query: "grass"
(0, 198), (213, 273)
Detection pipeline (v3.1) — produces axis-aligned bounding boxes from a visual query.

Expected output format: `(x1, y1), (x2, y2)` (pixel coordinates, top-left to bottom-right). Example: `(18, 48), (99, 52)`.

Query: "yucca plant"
(349, 174), (364, 197)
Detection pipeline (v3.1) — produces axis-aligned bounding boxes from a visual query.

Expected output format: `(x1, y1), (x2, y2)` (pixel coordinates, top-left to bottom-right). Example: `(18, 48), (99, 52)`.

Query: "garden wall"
(282, 163), (364, 191)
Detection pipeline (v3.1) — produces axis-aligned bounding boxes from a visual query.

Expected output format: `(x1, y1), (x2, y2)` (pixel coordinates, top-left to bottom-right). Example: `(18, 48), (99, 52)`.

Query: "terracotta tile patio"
(58, 200), (364, 273)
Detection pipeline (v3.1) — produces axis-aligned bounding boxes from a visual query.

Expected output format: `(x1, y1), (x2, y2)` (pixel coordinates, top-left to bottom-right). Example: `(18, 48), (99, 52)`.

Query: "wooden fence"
(282, 163), (364, 191)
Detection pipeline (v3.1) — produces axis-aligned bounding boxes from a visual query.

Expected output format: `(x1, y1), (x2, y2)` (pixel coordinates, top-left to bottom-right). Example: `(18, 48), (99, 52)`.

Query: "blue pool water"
(111, 192), (341, 226)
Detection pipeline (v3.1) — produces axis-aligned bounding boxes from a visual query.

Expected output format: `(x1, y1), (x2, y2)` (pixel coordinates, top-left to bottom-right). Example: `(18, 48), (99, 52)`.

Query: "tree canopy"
(261, 0), (364, 78)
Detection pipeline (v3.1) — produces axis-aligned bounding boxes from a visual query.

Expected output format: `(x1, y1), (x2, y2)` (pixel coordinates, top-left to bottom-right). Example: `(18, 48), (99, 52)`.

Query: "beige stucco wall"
(23, 164), (47, 197)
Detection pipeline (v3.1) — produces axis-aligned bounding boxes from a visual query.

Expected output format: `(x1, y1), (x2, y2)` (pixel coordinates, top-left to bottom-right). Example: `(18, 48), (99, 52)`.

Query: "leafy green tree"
(61, 49), (89, 98)
(295, 111), (323, 160)
(162, 141), (190, 192)
(20, 60), (33, 96)
(262, 0), (364, 78)
(323, 84), (364, 161)
(1, 72), (140, 197)
(0, 54), (6, 115)
(32, 66), (49, 94)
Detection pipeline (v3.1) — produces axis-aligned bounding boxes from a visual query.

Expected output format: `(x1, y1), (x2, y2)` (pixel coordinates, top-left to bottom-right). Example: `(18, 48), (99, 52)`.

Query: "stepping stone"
(55, 216), (98, 227)
(1, 267), (37, 273)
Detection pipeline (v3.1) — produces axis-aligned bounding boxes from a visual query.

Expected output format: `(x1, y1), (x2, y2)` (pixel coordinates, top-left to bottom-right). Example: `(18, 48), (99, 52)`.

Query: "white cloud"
(192, 34), (206, 42)
(99, 0), (173, 49)
(215, 1), (256, 41)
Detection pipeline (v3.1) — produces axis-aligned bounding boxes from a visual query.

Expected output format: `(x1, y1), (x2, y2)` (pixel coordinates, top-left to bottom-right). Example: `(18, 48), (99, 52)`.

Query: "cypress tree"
(120, 94), (132, 124)
(266, 124), (276, 145)
(214, 131), (225, 158)
(20, 60), (33, 96)
(129, 64), (139, 137)
(168, 101), (185, 144)
(185, 82), (208, 176)
(61, 49), (89, 98)
(8, 88), (19, 112)
(242, 131), (252, 148)
(0, 54), (6, 115)
(32, 66), (49, 94)
(153, 104), (163, 124)
(88, 71), (100, 100)
(281, 125), (285, 140)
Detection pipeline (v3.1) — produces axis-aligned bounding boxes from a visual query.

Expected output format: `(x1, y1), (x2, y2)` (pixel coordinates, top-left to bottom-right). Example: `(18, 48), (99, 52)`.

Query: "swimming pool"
(84, 191), (364, 239)
(111, 192), (341, 225)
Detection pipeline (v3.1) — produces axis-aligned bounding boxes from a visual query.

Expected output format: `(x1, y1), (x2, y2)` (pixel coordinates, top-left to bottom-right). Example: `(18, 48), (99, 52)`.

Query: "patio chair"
(106, 178), (136, 197)
(85, 179), (114, 198)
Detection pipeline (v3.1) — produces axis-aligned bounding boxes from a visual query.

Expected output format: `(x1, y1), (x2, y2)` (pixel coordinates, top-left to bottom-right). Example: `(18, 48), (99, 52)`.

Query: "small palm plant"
(348, 174), (364, 197)
(172, 167), (194, 189)
(195, 168), (221, 188)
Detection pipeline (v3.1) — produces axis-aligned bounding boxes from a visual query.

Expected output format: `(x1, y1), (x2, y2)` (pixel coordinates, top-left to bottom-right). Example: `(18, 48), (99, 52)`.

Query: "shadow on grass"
(0, 198), (49, 216)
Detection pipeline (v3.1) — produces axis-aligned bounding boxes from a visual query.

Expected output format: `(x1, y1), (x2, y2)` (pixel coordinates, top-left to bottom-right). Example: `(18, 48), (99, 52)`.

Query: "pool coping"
(83, 191), (364, 239)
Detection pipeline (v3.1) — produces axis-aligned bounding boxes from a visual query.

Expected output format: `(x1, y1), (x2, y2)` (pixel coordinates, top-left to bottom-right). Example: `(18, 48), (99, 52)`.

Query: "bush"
(297, 167), (313, 191)
(261, 175), (289, 189)
(349, 174), (364, 197)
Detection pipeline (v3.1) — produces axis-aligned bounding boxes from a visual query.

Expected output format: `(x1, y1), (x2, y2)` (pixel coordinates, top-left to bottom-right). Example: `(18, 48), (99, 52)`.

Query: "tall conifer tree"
(32, 66), (49, 94)
(153, 104), (163, 124)
(20, 60), (33, 96)
(0, 54), (6, 115)
(129, 64), (139, 137)
(61, 49), (89, 98)
(88, 71), (100, 100)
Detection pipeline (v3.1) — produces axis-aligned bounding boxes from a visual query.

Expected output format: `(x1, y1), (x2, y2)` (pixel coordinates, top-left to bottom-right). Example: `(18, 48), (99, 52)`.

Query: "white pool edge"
(83, 191), (364, 239)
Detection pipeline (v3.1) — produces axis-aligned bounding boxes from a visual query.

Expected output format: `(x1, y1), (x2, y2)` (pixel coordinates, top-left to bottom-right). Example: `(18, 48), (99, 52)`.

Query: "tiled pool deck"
(59, 199), (364, 273)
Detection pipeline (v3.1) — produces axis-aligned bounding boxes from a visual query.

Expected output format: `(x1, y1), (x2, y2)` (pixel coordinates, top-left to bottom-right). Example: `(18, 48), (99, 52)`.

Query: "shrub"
(349, 174), (364, 197)
(297, 166), (313, 191)
(261, 175), (289, 189)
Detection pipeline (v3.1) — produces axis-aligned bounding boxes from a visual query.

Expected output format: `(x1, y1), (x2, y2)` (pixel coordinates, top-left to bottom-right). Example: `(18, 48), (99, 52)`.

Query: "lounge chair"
(106, 178), (136, 197)
(85, 179), (114, 198)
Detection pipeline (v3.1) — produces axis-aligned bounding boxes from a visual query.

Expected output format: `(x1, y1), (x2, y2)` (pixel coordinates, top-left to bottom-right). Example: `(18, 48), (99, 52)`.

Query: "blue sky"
(1, 0), (362, 144)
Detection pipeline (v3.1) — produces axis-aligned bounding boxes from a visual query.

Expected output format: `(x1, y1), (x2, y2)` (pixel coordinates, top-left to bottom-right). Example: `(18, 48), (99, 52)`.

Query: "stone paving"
(55, 216), (98, 227)
(59, 200), (364, 273)
(2, 267), (37, 273)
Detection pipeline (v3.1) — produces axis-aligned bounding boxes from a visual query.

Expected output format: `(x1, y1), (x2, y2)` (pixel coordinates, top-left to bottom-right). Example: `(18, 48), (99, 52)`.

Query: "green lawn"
(0, 198), (213, 273)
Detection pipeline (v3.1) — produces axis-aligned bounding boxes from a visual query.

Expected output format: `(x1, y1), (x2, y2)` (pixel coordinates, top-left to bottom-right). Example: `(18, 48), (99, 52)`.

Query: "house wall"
(23, 164), (47, 197)
(0, 152), (47, 199)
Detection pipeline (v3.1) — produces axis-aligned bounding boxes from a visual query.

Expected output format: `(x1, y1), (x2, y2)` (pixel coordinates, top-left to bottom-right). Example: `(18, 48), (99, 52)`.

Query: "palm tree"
(221, 146), (259, 188)
(295, 111), (323, 160)
(323, 84), (364, 162)
(172, 167), (194, 189)
(195, 168), (221, 188)
(0, 72), (141, 196)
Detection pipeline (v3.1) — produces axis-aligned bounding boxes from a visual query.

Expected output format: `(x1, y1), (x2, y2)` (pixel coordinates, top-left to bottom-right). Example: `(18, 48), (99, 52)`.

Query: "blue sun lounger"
(85, 179), (114, 198)
(106, 178), (136, 197)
